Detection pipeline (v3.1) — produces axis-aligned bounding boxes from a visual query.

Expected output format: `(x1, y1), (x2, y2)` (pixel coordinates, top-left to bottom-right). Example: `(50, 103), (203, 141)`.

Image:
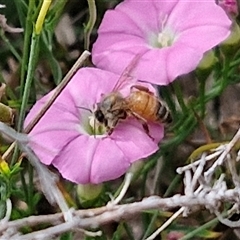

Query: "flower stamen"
(88, 115), (107, 136)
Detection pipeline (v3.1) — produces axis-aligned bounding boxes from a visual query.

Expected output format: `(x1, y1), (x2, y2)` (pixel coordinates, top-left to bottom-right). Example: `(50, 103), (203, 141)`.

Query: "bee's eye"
(95, 110), (105, 123)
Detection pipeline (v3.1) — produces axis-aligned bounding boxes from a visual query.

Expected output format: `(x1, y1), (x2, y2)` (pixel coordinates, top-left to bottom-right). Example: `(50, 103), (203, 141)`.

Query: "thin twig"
(145, 207), (185, 240)
(0, 122), (72, 222)
(108, 172), (133, 206)
(0, 199), (12, 225)
(0, 190), (239, 238)
(84, 0), (97, 50)
(24, 50), (91, 133)
(2, 50), (90, 161)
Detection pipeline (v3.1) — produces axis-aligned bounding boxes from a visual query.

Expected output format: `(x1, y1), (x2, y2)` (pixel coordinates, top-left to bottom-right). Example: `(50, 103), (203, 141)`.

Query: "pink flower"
(218, 0), (239, 16)
(24, 68), (164, 184)
(92, 0), (232, 85)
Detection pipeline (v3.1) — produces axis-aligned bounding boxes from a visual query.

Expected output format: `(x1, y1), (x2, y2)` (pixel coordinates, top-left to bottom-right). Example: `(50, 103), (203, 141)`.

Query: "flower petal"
(110, 118), (164, 162)
(25, 68), (120, 164)
(51, 135), (132, 184)
(92, 0), (232, 85)
(91, 138), (130, 183)
(52, 135), (99, 184)
(25, 67), (163, 184)
(25, 94), (82, 165)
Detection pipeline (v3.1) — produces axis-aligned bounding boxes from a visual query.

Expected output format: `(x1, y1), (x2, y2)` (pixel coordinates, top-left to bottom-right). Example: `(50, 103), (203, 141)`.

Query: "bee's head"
(94, 109), (106, 125)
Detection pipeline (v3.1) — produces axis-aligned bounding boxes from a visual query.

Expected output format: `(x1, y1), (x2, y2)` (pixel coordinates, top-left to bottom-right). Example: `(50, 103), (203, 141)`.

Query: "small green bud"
(220, 22), (240, 56)
(0, 103), (14, 125)
(76, 183), (103, 207)
(35, 0), (52, 34)
(0, 159), (10, 177)
(196, 50), (217, 81)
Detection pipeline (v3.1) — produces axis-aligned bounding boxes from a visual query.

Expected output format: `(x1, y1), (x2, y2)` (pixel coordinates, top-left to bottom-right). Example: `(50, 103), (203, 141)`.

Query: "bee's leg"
(129, 111), (154, 141)
(107, 127), (114, 135)
(106, 118), (119, 136)
(130, 85), (154, 95)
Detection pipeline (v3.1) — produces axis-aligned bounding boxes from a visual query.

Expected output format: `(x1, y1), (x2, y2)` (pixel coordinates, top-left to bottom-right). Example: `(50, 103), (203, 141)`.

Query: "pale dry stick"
(2, 50), (91, 160)
(183, 169), (193, 196)
(193, 184), (204, 195)
(237, 150), (240, 161)
(108, 172), (133, 206)
(0, 122), (29, 143)
(145, 207), (185, 240)
(176, 150), (223, 174)
(2, 143), (15, 160)
(212, 174), (226, 190)
(1, 190), (240, 238)
(78, 229), (102, 238)
(18, 142), (73, 222)
(0, 83), (6, 100)
(226, 153), (240, 188)
(0, 203), (108, 233)
(151, 157), (164, 195)
(214, 208), (240, 228)
(0, 199), (12, 224)
(204, 127), (240, 180)
(0, 122), (72, 222)
(190, 153), (207, 192)
(11, 220), (102, 240)
(25, 50), (91, 133)
(13, 218), (80, 240)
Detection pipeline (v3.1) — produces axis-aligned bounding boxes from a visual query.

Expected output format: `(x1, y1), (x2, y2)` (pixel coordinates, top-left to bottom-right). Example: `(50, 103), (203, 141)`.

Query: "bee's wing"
(112, 51), (145, 92)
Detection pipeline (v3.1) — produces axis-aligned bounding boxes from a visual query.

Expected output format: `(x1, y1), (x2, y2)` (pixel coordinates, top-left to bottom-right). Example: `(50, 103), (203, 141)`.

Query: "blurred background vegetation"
(0, 0), (240, 239)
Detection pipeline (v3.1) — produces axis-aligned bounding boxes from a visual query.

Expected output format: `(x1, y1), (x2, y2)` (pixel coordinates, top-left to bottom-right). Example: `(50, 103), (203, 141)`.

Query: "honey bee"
(94, 54), (172, 139)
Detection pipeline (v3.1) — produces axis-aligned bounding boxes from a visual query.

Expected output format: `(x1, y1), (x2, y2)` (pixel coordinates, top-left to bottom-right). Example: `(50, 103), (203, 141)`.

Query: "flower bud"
(76, 183), (103, 207)
(195, 50), (217, 81)
(0, 159), (10, 177)
(218, 0), (239, 17)
(220, 22), (240, 56)
(0, 103), (14, 125)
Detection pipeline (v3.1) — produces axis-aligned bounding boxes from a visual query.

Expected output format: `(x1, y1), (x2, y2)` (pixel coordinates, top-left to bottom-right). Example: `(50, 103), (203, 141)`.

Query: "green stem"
(0, 73), (17, 101)
(17, 32), (40, 132)
(173, 81), (188, 113)
(19, 0), (35, 97)
(48, 1), (68, 30)
(24, 50), (90, 133)
(11, 32), (40, 165)
(180, 217), (219, 240)
(163, 175), (182, 197)
(0, 30), (22, 62)
(27, 163), (34, 214)
(123, 222), (135, 240)
(160, 86), (177, 119)
(198, 78), (206, 118)
(20, 170), (28, 204)
(141, 211), (159, 240)
(229, 54), (240, 68)
(13, 0), (28, 28)
(84, 0), (97, 50)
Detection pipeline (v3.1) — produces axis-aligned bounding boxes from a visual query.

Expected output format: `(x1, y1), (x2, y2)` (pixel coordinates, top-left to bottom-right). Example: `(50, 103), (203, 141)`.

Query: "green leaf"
(40, 34), (62, 85)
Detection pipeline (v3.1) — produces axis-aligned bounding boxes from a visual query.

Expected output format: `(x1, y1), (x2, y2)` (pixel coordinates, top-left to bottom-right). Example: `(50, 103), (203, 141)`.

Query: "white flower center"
(76, 109), (107, 137)
(148, 14), (177, 48)
(88, 115), (107, 136)
(157, 29), (175, 48)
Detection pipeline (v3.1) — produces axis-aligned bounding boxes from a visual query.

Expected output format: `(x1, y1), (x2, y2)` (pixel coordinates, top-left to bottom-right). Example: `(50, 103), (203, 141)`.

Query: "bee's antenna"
(77, 106), (93, 113)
